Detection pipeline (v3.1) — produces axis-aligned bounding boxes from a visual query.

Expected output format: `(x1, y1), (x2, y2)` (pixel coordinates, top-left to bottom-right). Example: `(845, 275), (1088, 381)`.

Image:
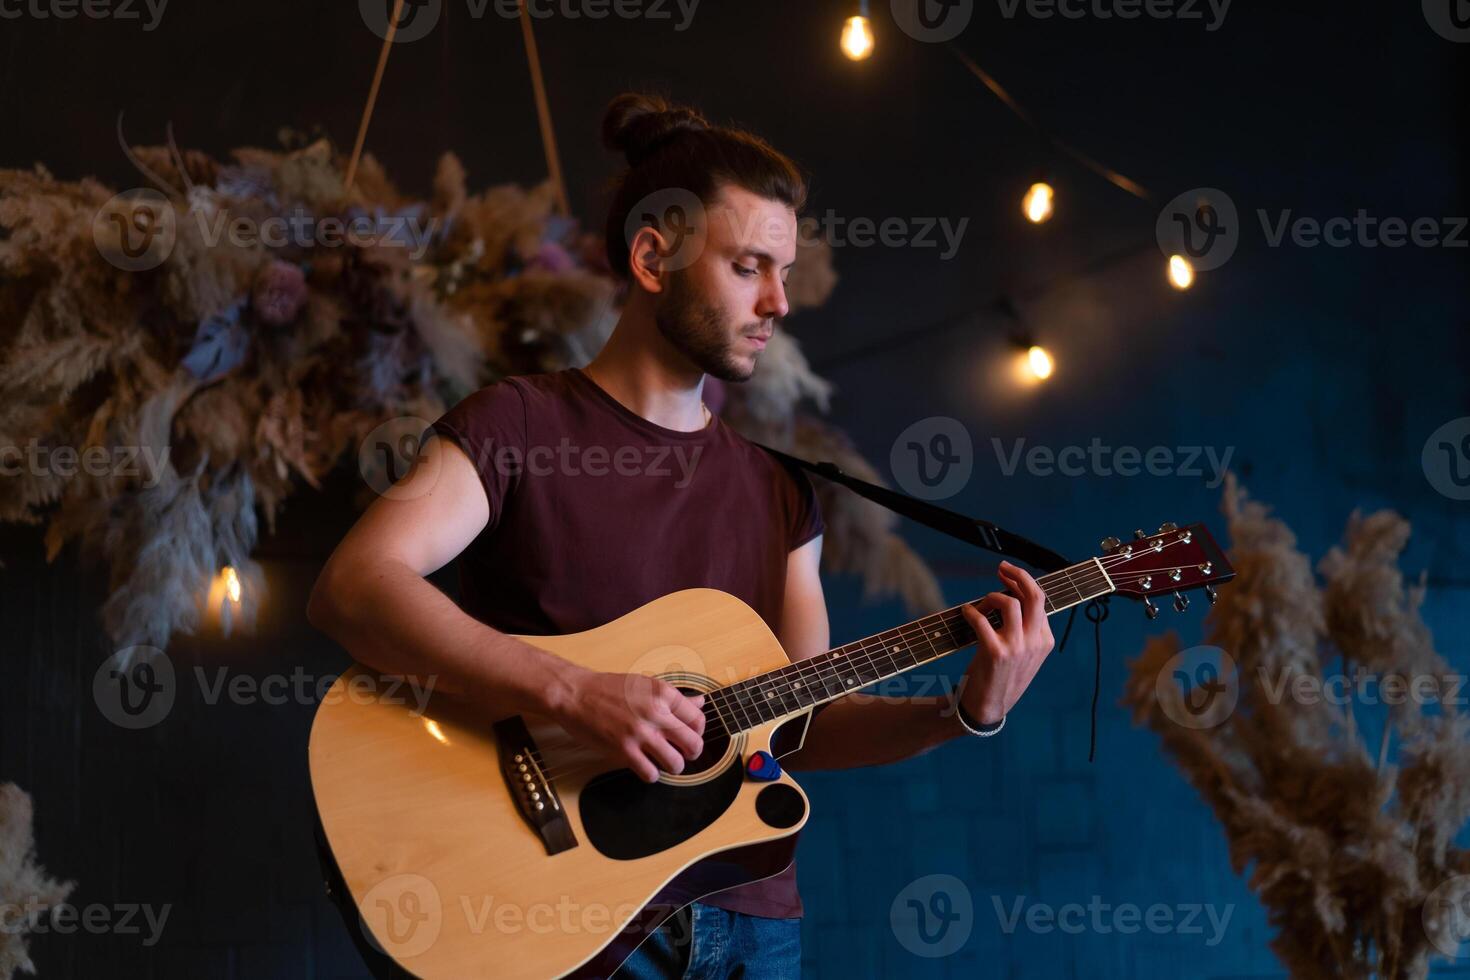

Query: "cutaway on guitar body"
(309, 588), (812, 980)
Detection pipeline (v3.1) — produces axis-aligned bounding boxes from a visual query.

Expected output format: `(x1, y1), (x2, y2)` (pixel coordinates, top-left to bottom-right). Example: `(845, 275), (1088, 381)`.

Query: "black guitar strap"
(754, 443), (1072, 571)
(756, 441), (1108, 762)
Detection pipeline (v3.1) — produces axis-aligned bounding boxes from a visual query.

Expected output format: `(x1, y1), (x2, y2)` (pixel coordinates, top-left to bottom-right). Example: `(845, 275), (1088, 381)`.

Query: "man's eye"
(734, 264), (759, 278)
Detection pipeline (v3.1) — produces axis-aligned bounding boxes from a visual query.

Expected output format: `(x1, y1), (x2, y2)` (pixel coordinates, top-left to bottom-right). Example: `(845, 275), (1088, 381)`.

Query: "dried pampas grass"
(1122, 475), (1470, 979)
(0, 784), (74, 979)
(1, 134), (935, 653)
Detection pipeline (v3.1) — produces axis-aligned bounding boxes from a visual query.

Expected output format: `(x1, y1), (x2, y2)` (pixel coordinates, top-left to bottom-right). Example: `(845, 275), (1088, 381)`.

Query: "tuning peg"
(1100, 536), (1121, 553)
(1134, 529), (1147, 540)
(1205, 585), (1218, 605)
(1143, 597), (1159, 620)
(1158, 522), (1177, 533)
(1173, 591), (1190, 613)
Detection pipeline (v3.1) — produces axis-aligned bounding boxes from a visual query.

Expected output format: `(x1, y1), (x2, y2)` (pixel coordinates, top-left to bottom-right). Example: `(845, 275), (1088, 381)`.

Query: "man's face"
(653, 183), (797, 383)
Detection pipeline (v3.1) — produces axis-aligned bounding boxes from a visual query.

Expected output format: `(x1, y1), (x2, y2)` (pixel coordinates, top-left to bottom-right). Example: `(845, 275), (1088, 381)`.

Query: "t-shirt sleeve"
(783, 461), (825, 552)
(423, 381), (527, 533)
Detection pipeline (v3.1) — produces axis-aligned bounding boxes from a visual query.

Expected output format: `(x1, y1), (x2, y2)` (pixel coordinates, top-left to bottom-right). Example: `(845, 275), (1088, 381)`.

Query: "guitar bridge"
(493, 716), (577, 855)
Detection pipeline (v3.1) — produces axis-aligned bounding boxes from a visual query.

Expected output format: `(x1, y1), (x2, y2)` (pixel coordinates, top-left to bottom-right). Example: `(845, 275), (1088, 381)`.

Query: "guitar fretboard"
(705, 557), (1113, 733)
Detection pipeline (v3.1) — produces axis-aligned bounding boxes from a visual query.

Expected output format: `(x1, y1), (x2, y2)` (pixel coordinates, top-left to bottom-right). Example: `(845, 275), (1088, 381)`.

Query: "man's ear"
(628, 225), (668, 294)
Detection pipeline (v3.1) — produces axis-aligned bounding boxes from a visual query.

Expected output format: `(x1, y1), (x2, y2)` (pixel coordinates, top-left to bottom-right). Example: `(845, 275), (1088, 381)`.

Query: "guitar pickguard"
(579, 760), (745, 860)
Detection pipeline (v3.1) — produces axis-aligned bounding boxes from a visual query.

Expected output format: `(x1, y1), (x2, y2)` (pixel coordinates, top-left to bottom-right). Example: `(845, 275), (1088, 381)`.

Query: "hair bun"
(602, 93), (709, 166)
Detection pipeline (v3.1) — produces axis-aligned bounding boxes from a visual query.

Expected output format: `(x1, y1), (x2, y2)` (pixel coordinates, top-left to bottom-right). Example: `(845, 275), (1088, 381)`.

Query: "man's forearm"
(780, 690), (968, 771)
(307, 557), (582, 717)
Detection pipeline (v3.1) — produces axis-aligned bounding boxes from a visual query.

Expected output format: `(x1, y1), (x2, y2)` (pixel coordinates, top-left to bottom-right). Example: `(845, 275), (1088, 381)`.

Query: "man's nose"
(757, 275), (789, 321)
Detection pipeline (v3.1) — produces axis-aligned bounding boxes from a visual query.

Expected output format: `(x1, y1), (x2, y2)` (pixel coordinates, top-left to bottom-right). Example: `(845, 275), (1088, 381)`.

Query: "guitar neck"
(708, 558), (1114, 733)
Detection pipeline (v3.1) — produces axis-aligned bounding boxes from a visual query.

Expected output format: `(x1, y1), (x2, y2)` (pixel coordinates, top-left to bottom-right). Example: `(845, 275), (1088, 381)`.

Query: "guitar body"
(309, 588), (812, 980)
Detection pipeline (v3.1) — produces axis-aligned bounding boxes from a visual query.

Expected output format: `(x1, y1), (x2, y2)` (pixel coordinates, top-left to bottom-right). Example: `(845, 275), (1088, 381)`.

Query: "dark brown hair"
(601, 92), (807, 281)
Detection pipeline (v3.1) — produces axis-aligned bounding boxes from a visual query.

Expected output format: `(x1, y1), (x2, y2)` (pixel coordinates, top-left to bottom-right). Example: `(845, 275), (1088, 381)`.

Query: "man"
(307, 93), (1055, 978)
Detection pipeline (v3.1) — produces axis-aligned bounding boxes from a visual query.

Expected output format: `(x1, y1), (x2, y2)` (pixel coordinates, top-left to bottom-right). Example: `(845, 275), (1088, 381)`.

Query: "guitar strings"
(533, 557), (1210, 781)
(530, 536), (1215, 781)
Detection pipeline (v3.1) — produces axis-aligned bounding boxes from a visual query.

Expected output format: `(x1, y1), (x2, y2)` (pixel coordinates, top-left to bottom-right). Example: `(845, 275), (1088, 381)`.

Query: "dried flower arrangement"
(0, 135), (941, 652)
(0, 784), (73, 979)
(1122, 475), (1470, 978)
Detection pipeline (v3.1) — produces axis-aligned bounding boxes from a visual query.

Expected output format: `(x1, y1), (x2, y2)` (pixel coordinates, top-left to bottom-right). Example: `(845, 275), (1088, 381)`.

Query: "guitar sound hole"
(679, 685), (731, 777)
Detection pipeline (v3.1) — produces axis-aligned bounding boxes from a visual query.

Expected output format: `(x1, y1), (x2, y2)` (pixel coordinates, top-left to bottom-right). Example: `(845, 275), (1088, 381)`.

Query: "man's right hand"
(552, 670), (707, 783)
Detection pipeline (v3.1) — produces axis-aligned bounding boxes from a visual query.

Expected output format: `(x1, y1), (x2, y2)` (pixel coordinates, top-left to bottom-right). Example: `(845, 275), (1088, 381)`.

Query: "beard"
(653, 270), (761, 383)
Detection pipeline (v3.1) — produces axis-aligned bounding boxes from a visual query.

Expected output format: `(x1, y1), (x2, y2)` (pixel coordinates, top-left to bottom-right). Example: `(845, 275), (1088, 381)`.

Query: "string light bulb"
(222, 565), (241, 603)
(1167, 254), (1195, 290)
(841, 2), (873, 61)
(1026, 345), (1054, 380)
(1022, 182), (1055, 224)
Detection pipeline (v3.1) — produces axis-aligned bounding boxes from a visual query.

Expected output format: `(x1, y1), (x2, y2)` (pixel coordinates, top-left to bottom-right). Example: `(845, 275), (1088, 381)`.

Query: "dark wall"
(3, 1), (1468, 977)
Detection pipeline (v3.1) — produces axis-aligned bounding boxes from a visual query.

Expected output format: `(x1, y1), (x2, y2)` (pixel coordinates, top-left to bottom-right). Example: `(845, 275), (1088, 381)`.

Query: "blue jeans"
(612, 902), (802, 979)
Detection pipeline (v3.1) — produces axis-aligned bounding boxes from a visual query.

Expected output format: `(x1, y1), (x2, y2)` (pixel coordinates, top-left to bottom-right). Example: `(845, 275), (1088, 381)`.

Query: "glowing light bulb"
(1168, 254), (1195, 290)
(1026, 345), (1054, 380)
(1022, 182), (1055, 224)
(222, 565), (241, 603)
(841, 16), (874, 60)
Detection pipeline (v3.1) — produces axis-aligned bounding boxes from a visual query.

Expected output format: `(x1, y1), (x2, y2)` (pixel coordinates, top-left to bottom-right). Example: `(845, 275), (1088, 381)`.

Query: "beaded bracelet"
(954, 698), (1006, 737)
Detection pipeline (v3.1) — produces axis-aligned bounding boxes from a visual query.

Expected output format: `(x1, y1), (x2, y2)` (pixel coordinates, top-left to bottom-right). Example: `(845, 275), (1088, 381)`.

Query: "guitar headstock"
(1099, 522), (1234, 619)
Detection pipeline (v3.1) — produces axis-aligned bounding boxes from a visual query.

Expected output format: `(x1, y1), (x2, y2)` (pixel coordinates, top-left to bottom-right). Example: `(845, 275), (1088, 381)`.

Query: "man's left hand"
(957, 561), (1056, 726)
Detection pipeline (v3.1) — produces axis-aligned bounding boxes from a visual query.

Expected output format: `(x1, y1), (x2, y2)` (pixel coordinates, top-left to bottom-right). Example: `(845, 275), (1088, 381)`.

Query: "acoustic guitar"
(309, 522), (1234, 978)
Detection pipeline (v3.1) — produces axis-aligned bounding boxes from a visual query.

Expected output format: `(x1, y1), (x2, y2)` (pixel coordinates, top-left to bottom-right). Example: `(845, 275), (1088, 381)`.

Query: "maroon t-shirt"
(428, 367), (824, 918)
